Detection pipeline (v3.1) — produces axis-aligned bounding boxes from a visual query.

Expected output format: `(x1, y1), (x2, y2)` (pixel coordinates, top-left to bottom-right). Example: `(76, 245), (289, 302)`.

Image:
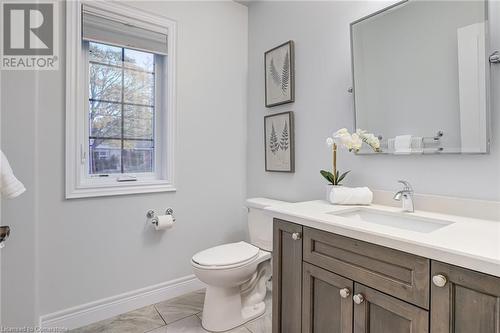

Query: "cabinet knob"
(353, 293), (365, 305)
(432, 274), (448, 288)
(291, 232), (301, 241)
(339, 288), (351, 299)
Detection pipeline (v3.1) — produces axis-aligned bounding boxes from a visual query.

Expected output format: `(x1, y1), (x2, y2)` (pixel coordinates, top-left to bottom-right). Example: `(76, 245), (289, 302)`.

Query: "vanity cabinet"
(353, 283), (428, 333)
(273, 219), (500, 333)
(431, 261), (500, 333)
(303, 227), (430, 309)
(272, 219), (303, 333)
(302, 262), (353, 333)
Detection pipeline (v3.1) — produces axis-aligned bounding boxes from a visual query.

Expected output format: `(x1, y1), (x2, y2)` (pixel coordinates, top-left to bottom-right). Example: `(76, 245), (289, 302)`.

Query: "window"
(66, 2), (176, 198)
(88, 42), (156, 175)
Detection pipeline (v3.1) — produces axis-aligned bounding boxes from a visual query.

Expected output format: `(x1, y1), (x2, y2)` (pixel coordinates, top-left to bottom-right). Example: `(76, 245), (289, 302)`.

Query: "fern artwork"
(265, 41), (295, 107)
(265, 112), (294, 172)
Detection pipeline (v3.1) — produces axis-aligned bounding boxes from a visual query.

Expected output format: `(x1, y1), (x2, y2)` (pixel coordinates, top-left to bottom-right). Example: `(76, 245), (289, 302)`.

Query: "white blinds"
(82, 5), (168, 55)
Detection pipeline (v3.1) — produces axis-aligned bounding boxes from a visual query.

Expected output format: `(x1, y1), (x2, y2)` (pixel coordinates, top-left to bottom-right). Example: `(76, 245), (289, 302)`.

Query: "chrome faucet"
(393, 180), (414, 212)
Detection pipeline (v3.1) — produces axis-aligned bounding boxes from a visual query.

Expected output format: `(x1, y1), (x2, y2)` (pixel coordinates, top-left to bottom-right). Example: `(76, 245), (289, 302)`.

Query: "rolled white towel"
(411, 136), (424, 154)
(329, 186), (373, 205)
(394, 135), (412, 154)
(1, 151), (26, 199)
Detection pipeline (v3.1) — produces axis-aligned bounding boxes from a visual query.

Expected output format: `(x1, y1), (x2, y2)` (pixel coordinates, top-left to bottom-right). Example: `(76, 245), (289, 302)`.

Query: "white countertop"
(264, 200), (500, 277)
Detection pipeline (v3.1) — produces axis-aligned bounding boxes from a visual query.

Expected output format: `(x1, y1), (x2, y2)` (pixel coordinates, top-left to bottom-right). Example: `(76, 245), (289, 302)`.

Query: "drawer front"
(303, 227), (430, 309)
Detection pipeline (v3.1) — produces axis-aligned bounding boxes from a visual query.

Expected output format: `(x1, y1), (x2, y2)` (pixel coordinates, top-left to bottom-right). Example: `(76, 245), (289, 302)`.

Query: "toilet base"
(200, 258), (271, 332)
(201, 286), (266, 332)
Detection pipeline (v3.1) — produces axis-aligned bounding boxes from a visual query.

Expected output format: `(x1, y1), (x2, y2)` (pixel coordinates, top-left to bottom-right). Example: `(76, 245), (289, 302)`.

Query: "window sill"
(66, 180), (176, 199)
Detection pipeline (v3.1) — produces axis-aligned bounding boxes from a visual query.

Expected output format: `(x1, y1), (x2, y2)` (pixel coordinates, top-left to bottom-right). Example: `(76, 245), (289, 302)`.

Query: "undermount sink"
(328, 207), (454, 233)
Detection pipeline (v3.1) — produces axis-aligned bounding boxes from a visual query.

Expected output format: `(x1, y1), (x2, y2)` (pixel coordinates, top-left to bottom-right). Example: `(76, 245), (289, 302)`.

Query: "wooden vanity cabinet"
(353, 283), (429, 333)
(272, 219), (303, 333)
(273, 219), (500, 333)
(302, 262), (353, 333)
(431, 261), (500, 333)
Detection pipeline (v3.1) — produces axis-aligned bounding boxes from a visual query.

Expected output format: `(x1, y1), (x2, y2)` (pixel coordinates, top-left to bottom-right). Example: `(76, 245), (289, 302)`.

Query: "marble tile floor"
(71, 289), (272, 333)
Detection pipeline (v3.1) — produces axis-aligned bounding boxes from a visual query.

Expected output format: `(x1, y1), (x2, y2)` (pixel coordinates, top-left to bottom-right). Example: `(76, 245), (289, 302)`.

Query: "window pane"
(124, 70), (154, 106)
(123, 140), (154, 173)
(89, 139), (122, 174)
(89, 63), (122, 102)
(89, 101), (121, 138)
(89, 42), (122, 65)
(124, 105), (154, 139)
(124, 49), (154, 73)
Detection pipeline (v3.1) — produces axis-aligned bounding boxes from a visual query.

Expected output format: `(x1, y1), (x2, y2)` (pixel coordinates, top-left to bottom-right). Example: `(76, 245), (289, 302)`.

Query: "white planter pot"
(326, 184), (342, 203)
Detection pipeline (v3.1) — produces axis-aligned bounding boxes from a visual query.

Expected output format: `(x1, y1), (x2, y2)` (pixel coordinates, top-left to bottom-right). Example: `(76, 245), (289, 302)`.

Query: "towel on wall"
(1, 150), (26, 199)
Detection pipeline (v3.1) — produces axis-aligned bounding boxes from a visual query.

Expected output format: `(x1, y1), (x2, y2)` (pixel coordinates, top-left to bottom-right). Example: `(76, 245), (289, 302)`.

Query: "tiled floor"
(71, 289), (272, 333)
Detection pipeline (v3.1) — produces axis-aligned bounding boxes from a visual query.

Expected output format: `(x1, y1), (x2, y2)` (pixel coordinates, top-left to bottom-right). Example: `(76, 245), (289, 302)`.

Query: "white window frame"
(66, 1), (176, 199)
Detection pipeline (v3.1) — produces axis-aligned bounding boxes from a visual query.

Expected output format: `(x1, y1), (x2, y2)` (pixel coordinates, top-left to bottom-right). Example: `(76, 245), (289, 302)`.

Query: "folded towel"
(387, 138), (395, 153)
(1, 151), (26, 199)
(394, 135), (412, 154)
(411, 136), (424, 154)
(329, 186), (373, 205)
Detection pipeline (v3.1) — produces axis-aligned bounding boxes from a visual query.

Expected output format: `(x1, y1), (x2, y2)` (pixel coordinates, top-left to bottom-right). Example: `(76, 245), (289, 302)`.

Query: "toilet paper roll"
(153, 215), (175, 231)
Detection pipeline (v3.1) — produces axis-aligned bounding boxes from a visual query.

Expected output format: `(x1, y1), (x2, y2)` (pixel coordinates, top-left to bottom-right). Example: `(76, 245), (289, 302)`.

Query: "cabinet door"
(302, 262), (353, 333)
(273, 219), (303, 333)
(431, 261), (500, 333)
(354, 283), (429, 333)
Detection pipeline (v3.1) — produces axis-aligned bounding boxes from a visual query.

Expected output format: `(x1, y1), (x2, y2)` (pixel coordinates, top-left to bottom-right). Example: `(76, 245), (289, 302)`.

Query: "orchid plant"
(320, 128), (381, 185)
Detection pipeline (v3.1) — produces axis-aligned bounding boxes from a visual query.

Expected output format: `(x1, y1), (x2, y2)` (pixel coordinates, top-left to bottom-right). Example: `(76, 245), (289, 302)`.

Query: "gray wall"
(247, 1), (500, 202)
(1, 1), (248, 323)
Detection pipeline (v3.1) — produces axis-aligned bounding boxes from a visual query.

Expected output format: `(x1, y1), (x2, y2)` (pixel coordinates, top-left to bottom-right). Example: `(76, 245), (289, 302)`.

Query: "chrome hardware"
(339, 288), (351, 299)
(393, 180), (415, 213)
(490, 51), (500, 64)
(347, 87), (353, 93)
(353, 293), (365, 304)
(432, 274), (448, 288)
(147, 208), (176, 227)
(0, 226), (11, 248)
(291, 232), (301, 241)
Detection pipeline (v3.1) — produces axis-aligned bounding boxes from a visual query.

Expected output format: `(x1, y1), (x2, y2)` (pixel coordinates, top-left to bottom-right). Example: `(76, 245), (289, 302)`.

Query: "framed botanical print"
(264, 41), (295, 107)
(264, 111), (294, 172)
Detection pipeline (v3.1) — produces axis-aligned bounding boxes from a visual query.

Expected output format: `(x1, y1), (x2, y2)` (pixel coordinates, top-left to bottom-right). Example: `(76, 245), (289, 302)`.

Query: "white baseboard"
(39, 275), (205, 330)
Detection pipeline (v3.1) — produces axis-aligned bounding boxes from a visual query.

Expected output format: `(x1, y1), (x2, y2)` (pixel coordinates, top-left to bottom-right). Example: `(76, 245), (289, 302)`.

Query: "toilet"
(191, 198), (287, 332)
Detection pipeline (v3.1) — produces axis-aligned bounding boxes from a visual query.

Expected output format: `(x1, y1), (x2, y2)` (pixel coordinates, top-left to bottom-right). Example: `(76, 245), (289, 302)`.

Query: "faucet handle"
(397, 180), (413, 192)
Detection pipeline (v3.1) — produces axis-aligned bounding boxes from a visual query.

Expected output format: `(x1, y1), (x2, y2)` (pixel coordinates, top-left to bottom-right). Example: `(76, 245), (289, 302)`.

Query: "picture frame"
(264, 111), (294, 172)
(264, 41), (295, 107)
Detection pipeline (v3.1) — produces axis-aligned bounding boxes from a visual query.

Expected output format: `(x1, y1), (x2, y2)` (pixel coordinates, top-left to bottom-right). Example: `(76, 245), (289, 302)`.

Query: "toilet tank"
(246, 198), (289, 252)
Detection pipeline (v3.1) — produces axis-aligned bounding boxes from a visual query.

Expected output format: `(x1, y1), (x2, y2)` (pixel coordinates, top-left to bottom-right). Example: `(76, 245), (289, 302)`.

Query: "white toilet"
(191, 198), (286, 332)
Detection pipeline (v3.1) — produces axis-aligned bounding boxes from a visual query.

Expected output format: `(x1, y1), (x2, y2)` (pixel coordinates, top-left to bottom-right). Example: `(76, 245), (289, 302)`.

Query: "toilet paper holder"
(146, 208), (176, 227)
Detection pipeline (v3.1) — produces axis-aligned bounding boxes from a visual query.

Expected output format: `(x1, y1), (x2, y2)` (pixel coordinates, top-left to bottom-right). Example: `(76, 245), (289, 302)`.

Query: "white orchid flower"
(356, 129), (381, 151)
(351, 133), (363, 151)
(334, 128), (350, 138)
(326, 137), (335, 147)
(333, 128), (353, 149)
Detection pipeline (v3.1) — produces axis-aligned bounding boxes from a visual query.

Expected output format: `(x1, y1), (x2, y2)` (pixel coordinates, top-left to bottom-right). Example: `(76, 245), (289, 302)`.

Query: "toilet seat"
(192, 241), (260, 269)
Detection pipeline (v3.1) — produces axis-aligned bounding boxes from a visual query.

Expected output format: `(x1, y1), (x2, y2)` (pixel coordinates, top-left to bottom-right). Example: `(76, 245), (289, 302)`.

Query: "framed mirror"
(350, 0), (491, 154)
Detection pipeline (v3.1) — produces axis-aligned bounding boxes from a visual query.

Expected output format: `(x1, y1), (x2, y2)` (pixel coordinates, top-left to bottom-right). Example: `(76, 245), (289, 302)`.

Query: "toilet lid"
(192, 241), (260, 267)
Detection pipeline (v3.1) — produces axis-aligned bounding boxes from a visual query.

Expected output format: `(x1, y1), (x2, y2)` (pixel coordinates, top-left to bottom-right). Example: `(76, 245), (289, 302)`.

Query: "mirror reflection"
(351, 0), (490, 154)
